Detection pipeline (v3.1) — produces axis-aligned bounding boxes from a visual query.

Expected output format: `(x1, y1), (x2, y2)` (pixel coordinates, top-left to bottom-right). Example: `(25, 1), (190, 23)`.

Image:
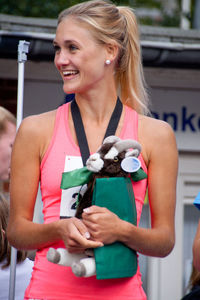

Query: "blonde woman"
(7, 1), (178, 299)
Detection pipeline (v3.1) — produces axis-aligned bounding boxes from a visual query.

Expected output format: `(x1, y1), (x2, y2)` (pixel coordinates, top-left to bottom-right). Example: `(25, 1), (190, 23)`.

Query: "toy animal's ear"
(114, 140), (141, 154)
(105, 139), (141, 160)
(103, 135), (121, 145)
(96, 135), (120, 153)
(121, 157), (141, 173)
(125, 149), (140, 158)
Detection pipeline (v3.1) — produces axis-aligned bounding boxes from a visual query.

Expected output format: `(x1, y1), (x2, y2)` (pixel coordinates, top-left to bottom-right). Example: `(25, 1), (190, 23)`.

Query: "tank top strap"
(120, 106), (147, 173)
(120, 106), (139, 141)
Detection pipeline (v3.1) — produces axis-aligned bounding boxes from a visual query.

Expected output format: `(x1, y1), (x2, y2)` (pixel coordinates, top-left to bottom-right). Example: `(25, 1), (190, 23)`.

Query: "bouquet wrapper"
(92, 177), (137, 280)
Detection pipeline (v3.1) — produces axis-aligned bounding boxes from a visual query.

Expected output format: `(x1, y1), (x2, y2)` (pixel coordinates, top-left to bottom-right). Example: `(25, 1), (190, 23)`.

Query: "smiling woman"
(7, 1), (178, 300)
(53, 18), (112, 95)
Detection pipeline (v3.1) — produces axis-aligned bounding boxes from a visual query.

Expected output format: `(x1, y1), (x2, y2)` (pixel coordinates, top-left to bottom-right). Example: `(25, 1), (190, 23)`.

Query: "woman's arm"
(193, 220), (200, 271)
(7, 114), (102, 252)
(82, 117), (178, 257)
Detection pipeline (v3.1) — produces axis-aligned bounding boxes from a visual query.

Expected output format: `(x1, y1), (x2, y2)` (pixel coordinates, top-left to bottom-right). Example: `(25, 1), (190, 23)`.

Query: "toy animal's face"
(86, 137), (142, 175)
(87, 142), (127, 176)
(99, 151), (127, 175)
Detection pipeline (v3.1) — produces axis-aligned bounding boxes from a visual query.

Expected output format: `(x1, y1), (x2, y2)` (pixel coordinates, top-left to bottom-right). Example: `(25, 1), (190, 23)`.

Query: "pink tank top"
(25, 103), (147, 300)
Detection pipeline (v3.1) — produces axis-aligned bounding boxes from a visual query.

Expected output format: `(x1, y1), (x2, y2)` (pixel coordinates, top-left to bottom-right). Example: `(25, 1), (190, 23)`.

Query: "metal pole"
(8, 40), (30, 300)
(16, 40), (30, 129)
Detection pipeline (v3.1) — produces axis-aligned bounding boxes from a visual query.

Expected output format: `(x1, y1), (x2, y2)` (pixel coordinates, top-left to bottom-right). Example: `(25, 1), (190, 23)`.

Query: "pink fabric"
(25, 103), (147, 300)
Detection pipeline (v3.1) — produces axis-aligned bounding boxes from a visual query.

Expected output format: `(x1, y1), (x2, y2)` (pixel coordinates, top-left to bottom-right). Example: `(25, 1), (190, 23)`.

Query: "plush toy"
(47, 136), (147, 279)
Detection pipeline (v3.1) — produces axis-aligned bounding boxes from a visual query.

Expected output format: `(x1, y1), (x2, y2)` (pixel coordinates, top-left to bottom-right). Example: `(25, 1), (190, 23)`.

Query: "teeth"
(63, 70), (78, 76)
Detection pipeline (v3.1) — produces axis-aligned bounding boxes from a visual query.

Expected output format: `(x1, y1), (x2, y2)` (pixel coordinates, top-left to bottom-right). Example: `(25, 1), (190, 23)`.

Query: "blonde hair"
(0, 107), (16, 137)
(0, 193), (27, 269)
(58, 0), (149, 115)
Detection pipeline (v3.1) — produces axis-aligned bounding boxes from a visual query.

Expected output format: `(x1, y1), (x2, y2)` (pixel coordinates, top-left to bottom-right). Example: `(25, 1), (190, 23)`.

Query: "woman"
(7, 1), (178, 299)
(0, 193), (33, 300)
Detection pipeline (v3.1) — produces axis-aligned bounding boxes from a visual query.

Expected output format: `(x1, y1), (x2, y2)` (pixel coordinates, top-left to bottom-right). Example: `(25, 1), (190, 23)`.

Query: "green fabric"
(130, 168), (147, 181)
(60, 167), (147, 190)
(60, 167), (93, 189)
(92, 177), (138, 279)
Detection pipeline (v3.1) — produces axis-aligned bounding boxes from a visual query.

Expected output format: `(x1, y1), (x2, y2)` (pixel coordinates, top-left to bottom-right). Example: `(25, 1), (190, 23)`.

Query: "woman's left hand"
(82, 205), (121, 244)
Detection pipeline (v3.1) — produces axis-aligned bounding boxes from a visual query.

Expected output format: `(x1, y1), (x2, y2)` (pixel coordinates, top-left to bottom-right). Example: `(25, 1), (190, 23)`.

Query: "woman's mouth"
(62, 70), (79, 79)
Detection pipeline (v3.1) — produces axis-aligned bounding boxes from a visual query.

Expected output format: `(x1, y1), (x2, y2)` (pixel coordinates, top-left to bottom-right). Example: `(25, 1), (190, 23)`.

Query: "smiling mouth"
(62, 70), (79, 77)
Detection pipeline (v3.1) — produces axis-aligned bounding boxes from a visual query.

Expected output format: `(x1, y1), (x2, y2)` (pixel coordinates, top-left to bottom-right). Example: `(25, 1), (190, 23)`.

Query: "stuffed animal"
(47, 136), (146, 278)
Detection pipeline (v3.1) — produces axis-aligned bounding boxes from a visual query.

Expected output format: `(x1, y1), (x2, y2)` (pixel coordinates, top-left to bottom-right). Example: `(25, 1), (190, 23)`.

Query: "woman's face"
(54, 17), (110, 94)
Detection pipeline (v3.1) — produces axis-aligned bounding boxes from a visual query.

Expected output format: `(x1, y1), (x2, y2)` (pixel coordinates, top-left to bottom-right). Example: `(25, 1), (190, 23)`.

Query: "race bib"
(60, 156), (87, 219)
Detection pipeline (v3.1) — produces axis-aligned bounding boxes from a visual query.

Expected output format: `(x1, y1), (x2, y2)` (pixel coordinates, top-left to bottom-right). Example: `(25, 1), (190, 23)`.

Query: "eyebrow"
(53, 39), (78, 46)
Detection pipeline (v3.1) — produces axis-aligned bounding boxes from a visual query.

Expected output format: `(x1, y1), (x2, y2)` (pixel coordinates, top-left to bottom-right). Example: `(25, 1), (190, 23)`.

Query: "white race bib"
(60, 156), (87, 218)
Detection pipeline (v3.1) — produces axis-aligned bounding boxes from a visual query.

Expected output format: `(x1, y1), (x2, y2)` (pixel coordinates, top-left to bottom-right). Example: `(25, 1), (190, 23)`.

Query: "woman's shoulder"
(21, 110), (56, 130)
(14, 110), (58, 160)
(139, 114), (176, 141)
(138, 114), (177, 166)
(18, 110), (57, 139)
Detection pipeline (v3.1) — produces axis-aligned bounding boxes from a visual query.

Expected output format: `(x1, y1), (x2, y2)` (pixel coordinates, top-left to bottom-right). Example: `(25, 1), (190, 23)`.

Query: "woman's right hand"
(58, 217), (104, 253)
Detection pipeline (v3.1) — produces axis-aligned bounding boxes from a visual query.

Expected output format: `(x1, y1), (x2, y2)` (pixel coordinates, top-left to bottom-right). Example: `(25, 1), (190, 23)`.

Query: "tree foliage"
(0, 0), (87, 18)
(0, 0), (181, 27)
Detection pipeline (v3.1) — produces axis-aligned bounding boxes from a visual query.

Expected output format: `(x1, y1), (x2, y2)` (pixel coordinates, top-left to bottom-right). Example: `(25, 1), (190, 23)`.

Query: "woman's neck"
(69, 89), (124, 153)
(74, 90), (118, 125)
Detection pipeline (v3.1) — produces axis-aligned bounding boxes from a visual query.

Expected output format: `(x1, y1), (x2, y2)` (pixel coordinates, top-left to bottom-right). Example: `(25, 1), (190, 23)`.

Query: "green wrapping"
(60, 167), (93, 189)
(92, 177), (138, 280)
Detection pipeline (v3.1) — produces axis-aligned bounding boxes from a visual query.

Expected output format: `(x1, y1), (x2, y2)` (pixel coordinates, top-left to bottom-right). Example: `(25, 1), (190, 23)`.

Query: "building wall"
(0, 58), (64, 117)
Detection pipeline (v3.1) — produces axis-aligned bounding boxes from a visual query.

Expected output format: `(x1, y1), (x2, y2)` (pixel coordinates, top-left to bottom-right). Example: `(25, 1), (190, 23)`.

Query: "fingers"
(83, 205), (106, 215)
(65, 217), (104, 250)
(81, 206), (121, 245)
(67, 240), (102, 254)
(71, 228), (103, 248)
(73, 217), (91, 240)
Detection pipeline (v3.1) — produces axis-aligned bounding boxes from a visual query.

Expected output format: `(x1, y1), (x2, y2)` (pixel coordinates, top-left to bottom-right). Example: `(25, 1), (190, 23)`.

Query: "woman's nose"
(55, 50), (70, 67)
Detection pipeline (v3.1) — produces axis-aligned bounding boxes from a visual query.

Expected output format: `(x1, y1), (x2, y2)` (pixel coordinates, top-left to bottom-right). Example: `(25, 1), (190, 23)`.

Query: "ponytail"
(116, 6), (149, 115)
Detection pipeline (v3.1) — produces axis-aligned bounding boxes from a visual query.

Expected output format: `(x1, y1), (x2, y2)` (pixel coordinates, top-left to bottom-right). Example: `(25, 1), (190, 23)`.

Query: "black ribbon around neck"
(71, 97), (123, 166)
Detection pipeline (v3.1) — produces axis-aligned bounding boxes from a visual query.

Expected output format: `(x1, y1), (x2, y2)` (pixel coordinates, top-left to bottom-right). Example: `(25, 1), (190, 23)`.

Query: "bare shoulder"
(139, 114), (176, 139)
(15, 110), (57, 159)
(19, 110), (56, 134)
(138, 115), (178, 165)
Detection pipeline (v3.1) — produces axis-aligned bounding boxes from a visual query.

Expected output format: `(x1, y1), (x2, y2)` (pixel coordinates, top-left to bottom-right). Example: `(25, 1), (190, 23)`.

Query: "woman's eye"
(53, 45), (60, 53)
(113, 156), (119, 162)
(69, 44), (78, 52)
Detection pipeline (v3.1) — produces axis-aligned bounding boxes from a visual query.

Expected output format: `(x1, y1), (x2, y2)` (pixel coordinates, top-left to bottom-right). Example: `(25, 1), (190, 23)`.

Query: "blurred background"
(0, 0), (200, 29)
(0, 1), (200, 300)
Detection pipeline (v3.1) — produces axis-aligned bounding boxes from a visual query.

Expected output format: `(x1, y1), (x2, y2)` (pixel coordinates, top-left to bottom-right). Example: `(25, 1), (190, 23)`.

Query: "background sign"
(151, 88), (200, 151)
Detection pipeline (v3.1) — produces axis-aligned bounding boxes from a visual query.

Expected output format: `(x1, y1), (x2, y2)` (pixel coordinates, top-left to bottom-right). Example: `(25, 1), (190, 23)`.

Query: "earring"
(105, 59), (111, 65)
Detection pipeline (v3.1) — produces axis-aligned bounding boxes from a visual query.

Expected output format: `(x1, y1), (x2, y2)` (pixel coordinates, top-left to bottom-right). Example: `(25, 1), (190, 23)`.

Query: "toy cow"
(47, 136), (146, 279)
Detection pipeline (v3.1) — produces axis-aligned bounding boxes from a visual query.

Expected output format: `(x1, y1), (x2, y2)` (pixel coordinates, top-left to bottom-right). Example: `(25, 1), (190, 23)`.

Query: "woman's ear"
(105, 43), (119, 63)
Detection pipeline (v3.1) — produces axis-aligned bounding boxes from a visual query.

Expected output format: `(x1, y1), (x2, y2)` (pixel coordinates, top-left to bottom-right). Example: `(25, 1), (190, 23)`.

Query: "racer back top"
(25, 102), (148, 300)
